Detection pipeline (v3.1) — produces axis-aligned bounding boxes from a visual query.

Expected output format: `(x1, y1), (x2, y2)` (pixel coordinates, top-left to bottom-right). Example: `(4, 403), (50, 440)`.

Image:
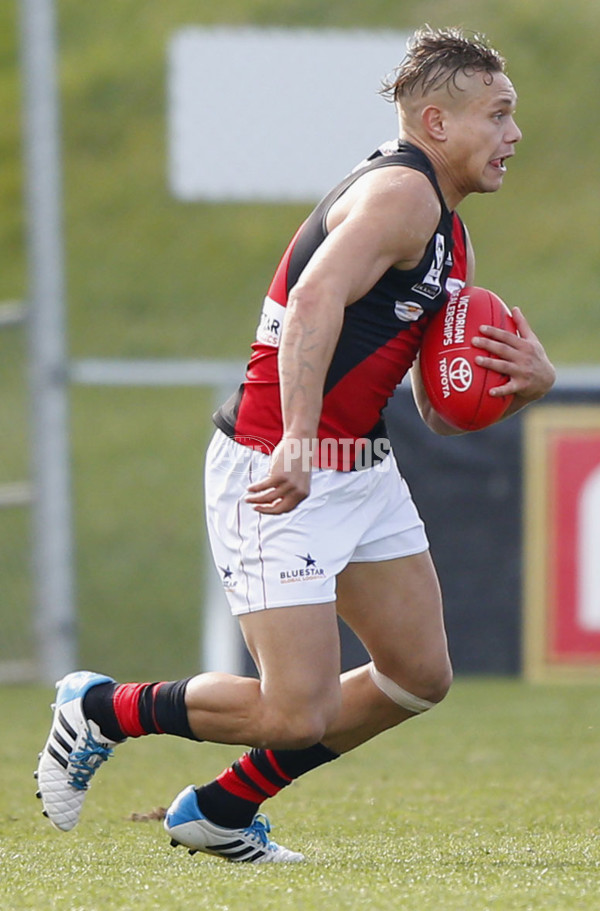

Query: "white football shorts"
(205, 429), (429, 615)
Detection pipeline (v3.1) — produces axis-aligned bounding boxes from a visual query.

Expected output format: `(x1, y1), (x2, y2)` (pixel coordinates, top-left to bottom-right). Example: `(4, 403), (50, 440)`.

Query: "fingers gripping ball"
(420, 286), (518, 431)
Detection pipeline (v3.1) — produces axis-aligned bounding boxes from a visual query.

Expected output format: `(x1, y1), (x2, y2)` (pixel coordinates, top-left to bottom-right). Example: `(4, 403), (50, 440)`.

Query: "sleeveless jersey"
(214, 140), (468, 470)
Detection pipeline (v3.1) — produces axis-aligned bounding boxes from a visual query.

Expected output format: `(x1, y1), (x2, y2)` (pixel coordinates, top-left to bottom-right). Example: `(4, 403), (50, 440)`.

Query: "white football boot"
(164, 785), (304, 863)
(35, 670), (119, 831)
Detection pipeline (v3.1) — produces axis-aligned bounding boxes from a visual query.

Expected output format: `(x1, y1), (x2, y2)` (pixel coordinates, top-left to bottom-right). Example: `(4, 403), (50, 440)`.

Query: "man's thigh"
(336, 551), (450, 686)
(239, 602), (342, 717)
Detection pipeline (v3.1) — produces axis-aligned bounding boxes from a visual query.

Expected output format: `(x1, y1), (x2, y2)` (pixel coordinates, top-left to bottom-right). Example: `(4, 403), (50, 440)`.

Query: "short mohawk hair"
(381, 25), (506, 103)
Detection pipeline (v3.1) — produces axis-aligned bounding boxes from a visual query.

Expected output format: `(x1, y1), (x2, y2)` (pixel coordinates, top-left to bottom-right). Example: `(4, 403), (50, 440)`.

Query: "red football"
(420, 286), (518, 431)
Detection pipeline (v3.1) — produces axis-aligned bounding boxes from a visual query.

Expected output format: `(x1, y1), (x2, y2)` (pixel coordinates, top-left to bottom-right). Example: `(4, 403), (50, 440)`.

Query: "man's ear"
(421, 105), (448, 141)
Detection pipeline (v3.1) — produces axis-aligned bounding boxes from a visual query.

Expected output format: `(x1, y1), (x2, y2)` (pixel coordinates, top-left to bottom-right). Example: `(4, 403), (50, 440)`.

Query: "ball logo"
(448, 357), (473, 393)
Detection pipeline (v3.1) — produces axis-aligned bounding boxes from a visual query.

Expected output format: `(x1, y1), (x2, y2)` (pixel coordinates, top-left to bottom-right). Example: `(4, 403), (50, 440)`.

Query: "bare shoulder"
(327, 165), (442, 265)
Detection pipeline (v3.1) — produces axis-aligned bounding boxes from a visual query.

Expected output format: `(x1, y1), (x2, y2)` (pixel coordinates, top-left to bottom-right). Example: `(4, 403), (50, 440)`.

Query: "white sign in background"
(168, 27), (408, 202)
(579, 465), (600, 631)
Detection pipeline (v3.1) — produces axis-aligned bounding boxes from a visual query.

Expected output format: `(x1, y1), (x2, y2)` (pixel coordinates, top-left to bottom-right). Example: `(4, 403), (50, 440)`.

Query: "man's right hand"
(245, 437), (311, 515)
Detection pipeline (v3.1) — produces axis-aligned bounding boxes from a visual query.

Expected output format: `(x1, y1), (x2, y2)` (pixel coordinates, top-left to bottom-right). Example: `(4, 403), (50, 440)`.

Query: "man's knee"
(261, 691), (341, 749)
(369, 658), (453, 714)
(262, 710), (327, 750)
(416, 658), (453, 705)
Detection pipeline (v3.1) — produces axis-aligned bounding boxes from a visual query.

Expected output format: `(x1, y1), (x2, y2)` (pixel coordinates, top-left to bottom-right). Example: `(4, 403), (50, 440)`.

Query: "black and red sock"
(83, 678), (198, 742)
(195, 743), (339, 828)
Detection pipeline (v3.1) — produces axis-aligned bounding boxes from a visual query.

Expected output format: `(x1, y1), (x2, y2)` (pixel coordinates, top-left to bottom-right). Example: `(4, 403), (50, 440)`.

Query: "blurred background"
(1, 0), (599, 683)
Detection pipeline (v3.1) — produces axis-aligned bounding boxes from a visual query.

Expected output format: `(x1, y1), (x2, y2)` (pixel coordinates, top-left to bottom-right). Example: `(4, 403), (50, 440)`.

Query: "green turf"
(2, 679), (599, 910)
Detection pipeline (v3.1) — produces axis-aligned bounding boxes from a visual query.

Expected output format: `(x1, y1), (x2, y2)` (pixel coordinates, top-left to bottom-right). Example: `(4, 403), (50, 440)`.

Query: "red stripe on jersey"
(318, 321), (425, 441)
(266, 223), (305, 305)
(234, 350), (282, 450)
(450, 214), (468, 279)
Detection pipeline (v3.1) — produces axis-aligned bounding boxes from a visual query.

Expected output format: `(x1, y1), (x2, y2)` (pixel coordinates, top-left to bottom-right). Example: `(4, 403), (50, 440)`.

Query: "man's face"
(443, 70), (522, 196)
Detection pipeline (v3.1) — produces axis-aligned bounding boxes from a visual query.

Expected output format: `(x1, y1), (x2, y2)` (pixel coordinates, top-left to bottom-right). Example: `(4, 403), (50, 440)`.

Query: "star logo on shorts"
(296, 553), (317, 568)
(219, 564), (238, 591)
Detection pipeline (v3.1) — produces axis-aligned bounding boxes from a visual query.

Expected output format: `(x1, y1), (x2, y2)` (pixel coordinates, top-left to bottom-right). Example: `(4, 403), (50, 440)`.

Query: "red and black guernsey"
(214, 140), (468, 470)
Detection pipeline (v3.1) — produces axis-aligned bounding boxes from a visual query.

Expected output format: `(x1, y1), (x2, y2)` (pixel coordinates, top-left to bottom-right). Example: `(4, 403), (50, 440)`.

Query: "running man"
(36, 26), (555, 863)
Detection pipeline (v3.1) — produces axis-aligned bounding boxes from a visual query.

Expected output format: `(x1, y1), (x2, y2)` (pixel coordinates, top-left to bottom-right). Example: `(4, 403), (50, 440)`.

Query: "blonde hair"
(381, 25), (506, 103)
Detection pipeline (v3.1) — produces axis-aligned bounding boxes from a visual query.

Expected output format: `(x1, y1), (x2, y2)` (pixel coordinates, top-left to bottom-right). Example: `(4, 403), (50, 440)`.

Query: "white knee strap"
(369, 662), (435, 714)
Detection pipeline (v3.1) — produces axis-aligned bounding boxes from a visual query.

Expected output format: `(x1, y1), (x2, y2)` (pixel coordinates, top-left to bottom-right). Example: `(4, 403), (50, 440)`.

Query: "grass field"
(1, 679), (599, 910)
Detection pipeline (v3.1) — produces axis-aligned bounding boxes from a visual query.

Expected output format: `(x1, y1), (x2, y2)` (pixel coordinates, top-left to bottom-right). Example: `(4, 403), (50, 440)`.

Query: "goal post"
(19, 0), (77, 683)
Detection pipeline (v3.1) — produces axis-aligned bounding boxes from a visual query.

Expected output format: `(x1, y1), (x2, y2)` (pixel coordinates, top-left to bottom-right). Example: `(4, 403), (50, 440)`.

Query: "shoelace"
(244, 814), (274, 848)
(68, 727), (114, 791)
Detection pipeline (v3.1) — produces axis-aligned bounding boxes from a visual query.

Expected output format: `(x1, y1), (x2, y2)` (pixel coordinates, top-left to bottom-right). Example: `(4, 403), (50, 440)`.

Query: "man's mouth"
(490, 157), (507, 173)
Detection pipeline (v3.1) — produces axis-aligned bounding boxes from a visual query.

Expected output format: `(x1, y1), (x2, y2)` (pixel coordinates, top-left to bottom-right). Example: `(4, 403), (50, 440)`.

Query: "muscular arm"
(246, 168), (441, 513)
